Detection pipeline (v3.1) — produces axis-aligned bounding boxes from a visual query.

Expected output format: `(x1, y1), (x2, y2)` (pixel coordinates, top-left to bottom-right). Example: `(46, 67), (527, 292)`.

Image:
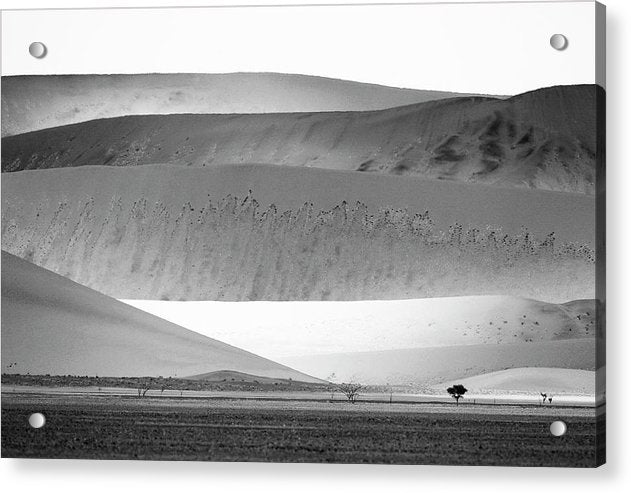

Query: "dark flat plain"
(2, 393), (603, 467)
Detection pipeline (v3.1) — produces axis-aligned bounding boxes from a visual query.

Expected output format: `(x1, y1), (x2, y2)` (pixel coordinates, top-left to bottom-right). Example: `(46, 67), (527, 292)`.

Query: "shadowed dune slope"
(2, 85), (600, 193)
(278, 339), (597, 387)
(2, 165), (594, 302)
(1, 73), (484, 137)
(0, 251), (320, 382)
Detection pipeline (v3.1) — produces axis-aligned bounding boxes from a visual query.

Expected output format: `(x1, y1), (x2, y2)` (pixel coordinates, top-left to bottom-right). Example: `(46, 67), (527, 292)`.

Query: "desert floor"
(1, 389), (603, 466)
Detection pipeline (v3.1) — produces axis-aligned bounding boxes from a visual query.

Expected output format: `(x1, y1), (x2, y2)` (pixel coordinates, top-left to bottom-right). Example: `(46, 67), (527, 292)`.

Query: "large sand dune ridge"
(2, 165), (594, 302)
(2, 84), (601, 193)
(1, 73), (482, 137)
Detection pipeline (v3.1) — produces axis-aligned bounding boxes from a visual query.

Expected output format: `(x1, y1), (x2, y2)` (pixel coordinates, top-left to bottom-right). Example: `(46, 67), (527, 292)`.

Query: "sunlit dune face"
(121, 295), (595, 360)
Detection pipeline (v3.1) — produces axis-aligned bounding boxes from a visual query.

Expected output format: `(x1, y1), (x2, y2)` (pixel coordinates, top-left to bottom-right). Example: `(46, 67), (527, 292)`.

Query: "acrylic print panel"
(0, 1), (605, 466)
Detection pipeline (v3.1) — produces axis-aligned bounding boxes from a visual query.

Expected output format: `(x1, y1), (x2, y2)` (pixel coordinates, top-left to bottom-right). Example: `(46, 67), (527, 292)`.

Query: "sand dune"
(186, 370), (306, 385)
(1, 164), (594, 244)
(122, 296), (596, 360)
(1, 73), (483, 137)
(1, 165), (594, 302)
(122, 295), (598, 388)
(436, 368), (596, 395)
(0, 251), (320, 382)
(2, 85), (600, 193)
(278, 340), (597, 387)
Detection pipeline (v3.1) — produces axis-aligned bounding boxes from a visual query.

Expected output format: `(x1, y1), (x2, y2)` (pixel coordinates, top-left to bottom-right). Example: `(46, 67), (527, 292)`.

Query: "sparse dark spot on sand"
(357, 159), (374, 172)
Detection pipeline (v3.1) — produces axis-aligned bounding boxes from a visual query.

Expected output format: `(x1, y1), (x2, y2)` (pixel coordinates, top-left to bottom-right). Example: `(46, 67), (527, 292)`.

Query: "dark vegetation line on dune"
(2, 189), (594, 302)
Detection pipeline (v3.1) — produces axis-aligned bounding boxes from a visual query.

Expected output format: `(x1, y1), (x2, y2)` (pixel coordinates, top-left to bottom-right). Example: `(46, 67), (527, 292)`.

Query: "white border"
(2, 0), (595, 94)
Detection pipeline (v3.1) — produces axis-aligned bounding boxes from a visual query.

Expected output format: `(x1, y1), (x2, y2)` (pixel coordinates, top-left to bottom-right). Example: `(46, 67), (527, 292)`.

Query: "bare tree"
(137, 387), (150, 398)
(337, 382), (364, 403)
(137, 379), (151, 398)
(540, 392), (547, 406)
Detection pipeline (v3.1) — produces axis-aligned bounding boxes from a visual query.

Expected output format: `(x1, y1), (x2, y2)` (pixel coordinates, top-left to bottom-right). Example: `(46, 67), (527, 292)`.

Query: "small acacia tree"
(447, 384), (468, 405)
(337, 382), (363, 403)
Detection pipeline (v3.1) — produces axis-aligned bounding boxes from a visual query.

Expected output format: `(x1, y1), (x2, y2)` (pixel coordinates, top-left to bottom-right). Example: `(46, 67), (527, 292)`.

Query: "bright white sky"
(1, 1), (598, 95)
